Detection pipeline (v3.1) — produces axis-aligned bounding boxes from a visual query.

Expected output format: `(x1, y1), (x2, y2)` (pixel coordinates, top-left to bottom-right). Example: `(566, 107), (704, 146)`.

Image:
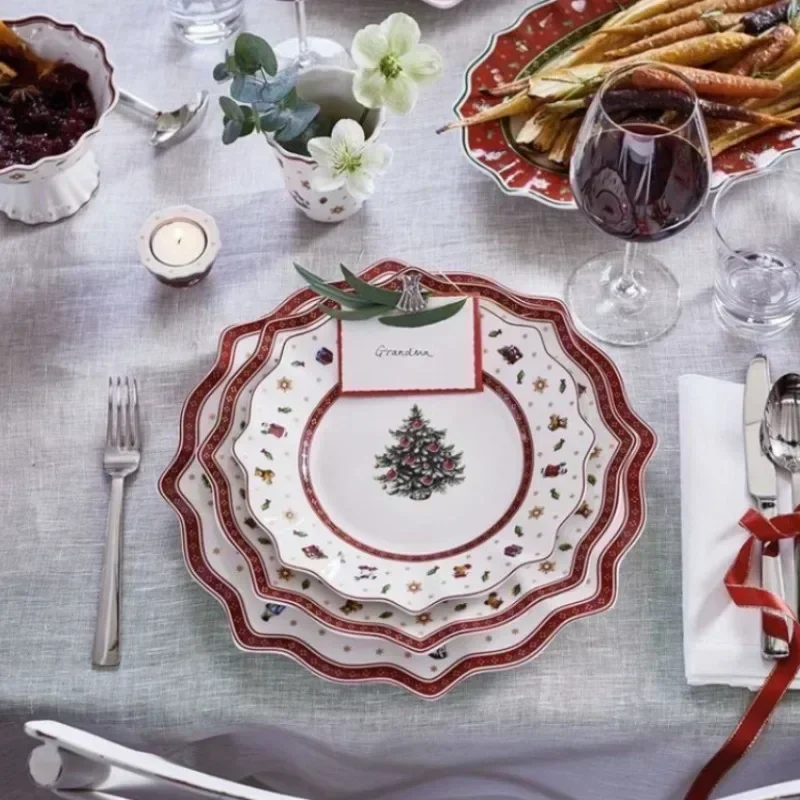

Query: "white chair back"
(715, 781), (800, 800)
(25, 721), (307, 800)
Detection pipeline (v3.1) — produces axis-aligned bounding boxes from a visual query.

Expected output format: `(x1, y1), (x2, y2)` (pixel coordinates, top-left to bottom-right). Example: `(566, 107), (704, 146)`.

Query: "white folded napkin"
(680, 374), (798, 689)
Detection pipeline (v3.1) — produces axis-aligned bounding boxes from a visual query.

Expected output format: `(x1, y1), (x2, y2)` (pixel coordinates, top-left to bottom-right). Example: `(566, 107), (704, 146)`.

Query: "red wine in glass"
(573, 123), (709, 244)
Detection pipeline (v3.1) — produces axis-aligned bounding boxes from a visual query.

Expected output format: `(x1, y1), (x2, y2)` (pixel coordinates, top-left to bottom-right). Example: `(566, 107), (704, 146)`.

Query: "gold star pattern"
(276, 376), (293, 392)
(277, 567), (295, 581)
(416, 612), (433, 625)
(331, 206), (345, 215)
(538, 560), (555, 574)
(528, 506), (544, 519)
(283, 509), (296, 522)
(533, 377), (548, 393)
(407, 581), (423, 594)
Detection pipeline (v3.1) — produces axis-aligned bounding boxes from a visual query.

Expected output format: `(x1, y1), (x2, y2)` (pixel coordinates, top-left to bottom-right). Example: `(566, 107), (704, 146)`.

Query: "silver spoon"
(118, 89), (209, 148)
(761, 373), (800, 626)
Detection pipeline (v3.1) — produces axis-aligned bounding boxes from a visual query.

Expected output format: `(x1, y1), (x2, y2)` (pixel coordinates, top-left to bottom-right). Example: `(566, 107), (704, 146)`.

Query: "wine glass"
(568, 63), (712, 346)
(273, 0), (351, 69)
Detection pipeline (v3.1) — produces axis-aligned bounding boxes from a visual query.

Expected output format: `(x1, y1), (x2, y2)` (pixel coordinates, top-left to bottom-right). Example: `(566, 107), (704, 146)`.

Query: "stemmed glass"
(273, 0), (350, 69)
(568, 63), (712, 346)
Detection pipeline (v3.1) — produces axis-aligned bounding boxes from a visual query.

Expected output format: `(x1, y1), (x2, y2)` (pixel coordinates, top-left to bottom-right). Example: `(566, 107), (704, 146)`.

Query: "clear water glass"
(712, 165), (800, 339)
(165, 0), (244, 45)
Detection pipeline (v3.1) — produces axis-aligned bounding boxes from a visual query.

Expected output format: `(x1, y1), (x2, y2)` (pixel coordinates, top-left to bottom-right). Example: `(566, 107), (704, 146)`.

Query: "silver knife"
(744, 354), (789, 659)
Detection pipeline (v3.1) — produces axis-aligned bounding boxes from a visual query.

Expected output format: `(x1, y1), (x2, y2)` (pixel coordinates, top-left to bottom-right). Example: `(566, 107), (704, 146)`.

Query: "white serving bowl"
(0, 16), (117, 224)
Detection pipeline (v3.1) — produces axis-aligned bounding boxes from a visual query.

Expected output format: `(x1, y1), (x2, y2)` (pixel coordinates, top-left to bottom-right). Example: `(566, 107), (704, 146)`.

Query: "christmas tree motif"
(374, 404), (465, 501)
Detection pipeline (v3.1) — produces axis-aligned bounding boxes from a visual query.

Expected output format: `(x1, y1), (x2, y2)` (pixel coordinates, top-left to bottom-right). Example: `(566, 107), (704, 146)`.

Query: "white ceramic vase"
(267, 66), (386, 223)
(0, 18), (118, 225)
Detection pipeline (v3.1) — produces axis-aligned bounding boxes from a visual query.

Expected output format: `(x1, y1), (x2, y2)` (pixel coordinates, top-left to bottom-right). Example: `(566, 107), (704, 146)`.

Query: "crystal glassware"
(568, 63), (712, 347)
(273, 0), (350, 69)
(165, 0), (244, 45)
(712, 165), (800, 339)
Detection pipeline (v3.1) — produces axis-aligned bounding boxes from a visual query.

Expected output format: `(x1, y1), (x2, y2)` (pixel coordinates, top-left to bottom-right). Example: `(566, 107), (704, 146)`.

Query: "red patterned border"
(454, 0), (800, 207)
(201, 268), (639, 649)
(297, 373), (534, 561)
(159, 262), (655, 695)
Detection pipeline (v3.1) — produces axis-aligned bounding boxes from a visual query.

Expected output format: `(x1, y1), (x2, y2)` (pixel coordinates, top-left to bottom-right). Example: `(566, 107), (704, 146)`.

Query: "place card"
(338, 297), (482, 396)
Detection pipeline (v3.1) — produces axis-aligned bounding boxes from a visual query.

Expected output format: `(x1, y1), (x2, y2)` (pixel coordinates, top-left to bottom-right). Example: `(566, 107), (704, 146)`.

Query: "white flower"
(307, 119), (393, 202)
(351, 12), (443, 115)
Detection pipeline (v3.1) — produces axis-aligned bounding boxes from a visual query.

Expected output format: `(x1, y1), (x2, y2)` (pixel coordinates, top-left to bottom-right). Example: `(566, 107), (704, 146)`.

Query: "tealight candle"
(138, 206), (220, 287)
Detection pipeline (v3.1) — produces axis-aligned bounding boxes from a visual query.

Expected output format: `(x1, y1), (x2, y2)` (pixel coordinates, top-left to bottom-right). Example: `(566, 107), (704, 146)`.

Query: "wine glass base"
(566, 250), (681, 347)
(274, 36), (352, 68)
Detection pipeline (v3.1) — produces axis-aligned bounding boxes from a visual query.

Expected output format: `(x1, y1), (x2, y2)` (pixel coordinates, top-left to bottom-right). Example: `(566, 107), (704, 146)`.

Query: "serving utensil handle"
(118, 90), (159, 120)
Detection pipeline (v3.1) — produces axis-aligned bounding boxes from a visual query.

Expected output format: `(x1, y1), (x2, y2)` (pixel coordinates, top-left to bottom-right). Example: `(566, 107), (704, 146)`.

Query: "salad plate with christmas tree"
(232, 303), (594, 614)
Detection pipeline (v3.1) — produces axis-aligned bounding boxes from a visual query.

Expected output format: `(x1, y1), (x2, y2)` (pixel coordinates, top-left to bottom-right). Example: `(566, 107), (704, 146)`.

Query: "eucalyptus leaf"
(259, 107), (291, 132)
(340, 265), (399, 307)
(259, 69), (298, 106)
(294, 264), (374, 308)
(213, 62), (230, 82)
(219, 96), (243, 122)
(321, 305), (387, 320)
(380, 299), (468, 328)
(239, 117), (255, 137)
(222, 118), (242, 144)
(275, 100), (320, 142)
(233, 33), (267, 75)
(281, 87), (298, 110)
(234, 33), (274, 74)
(224, 51), (240, 75)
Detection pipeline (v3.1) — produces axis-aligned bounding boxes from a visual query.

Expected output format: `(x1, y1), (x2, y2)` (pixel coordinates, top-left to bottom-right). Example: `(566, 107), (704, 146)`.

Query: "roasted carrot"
(548, 118), (582, 164)
(630, 64), (782, 96)
(769, 30), (800, 68)
(701, 97), (795, 122)
(729, 23), (795, 74)
(604, 0), (716, 25)
(620, 31), (756, 65)
(436, 92), (540, 134)
(612, 0), (772, 38)
(742, 0), (789, 33)
(480, 78), (530, 98)
(710, 103), (800, 154)
(517, 107), (558, 147)
(602, 14), (742, 59)
(597, 87), (793, 123)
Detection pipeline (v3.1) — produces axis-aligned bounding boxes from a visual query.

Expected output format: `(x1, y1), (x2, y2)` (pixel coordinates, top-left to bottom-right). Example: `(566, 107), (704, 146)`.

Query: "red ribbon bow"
(686, 508), (800, 799)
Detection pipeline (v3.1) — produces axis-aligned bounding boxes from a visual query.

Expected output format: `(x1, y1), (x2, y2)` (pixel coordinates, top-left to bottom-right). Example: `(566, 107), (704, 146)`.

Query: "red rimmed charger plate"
(160, 262), (656, 696)
(455, 0), (800, 208)
(192, 261), (655, 652)
(160, 261), (656, 695)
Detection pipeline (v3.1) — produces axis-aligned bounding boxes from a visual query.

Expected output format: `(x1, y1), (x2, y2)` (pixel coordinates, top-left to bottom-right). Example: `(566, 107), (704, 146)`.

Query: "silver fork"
(92, 377), (141, 668)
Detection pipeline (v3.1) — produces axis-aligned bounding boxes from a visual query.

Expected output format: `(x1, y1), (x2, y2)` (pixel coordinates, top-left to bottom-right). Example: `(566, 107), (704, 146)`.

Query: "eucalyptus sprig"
(294, 264), (467, 328)
(213, 33), (332, 152)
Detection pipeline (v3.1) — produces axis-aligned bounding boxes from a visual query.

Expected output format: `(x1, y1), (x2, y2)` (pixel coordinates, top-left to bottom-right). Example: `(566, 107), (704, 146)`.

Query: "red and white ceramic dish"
(455, 0), (800, 209)
(231, 306), (593, 613)
(1, 18), (118, 223)
(202, 284), (632, 651)
(160, 261), (656, 696)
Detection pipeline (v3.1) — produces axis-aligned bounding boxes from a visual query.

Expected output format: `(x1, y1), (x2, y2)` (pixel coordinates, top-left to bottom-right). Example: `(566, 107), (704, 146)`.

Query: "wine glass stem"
(295, 0), (312, 68)
(615, 241), (642, 300)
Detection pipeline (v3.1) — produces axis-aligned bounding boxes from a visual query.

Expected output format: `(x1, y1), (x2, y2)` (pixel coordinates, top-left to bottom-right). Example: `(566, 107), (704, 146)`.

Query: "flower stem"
(358, 106), (369, 128)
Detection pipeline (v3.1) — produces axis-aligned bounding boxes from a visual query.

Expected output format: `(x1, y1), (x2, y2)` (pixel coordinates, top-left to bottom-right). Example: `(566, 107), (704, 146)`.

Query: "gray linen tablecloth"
(3, 0), (800, 797)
